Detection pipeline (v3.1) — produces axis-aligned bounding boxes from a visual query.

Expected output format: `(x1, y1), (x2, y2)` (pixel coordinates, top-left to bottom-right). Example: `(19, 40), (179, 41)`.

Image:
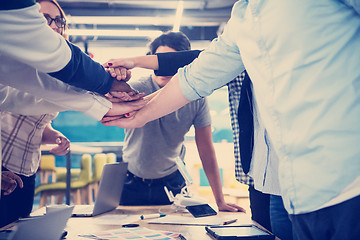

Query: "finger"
(128, 93), (146, 101)
(118, 101), (147, 115)
(106, 98), (124, 103)
(120, 68), (127, 80)
(108, 68), (117, 78)
(105, 93), (113, 98)
(124, 70), (132, 81)
(101, 115), (125, 123)
(230, 205), (246, 213)
(114, 68), (122, 79)
(109, 92), (132, 101)
(101, 117), (131, 127)
(13, 175), (23, 188)
(124, 111), (136, 118)
(50, 145), (69, 155)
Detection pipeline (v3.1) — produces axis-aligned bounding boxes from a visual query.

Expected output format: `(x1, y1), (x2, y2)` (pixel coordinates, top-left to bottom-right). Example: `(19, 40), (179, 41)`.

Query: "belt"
(127, 170), (180, 185)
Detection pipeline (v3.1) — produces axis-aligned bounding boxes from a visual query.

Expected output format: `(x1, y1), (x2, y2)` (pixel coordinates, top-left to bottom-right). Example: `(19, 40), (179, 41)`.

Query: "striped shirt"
(1, 112), (58, 176)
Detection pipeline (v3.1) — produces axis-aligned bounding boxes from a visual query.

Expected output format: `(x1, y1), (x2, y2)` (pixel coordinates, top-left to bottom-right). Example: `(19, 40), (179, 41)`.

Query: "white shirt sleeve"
(0, 84), (111, 121)
(0, 3), (71, 72)
(0, 56), (111, 121)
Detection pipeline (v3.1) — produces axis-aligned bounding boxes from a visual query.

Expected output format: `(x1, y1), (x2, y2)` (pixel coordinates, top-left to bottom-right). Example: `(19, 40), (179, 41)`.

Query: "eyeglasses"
(43, 13), (66, 28)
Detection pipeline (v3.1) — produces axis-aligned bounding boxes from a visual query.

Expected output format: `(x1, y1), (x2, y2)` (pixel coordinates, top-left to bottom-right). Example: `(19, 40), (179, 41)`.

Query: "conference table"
(29, 205), (272, 240)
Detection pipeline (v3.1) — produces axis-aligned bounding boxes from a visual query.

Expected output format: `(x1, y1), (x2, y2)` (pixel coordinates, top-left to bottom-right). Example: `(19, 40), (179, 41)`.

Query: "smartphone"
(205, 225), (275, 240)
(185, 204), (217, 218)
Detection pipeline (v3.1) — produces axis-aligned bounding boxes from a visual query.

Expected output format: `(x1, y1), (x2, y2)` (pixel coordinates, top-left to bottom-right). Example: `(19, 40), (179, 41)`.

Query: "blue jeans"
(120, 170), (185, 205)
(290, 195), (360, 240)
(248, 185), (272, 232)
(270, 195), (296, 240)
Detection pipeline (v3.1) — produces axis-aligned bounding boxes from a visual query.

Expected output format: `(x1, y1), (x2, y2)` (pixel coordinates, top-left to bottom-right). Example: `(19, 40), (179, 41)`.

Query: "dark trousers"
(270, 195), (296, 240)
(0, 169), (36, 227)
(290, 195), (360, 240)
(120, 170), (186, 206)
(248, 185), (272, 232)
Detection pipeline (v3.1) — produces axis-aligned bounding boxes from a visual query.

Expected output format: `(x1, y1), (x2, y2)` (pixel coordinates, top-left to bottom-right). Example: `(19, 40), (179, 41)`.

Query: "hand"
(103, 58), (136, 80)
(101, 111), (146, 129)
(49, 136), (70, 155)
(217, 201), (246, 213)
(105, 98), (148, 118)
(1, 171), (23, 196)
(106, 91), (146, 103)
(110, 79), (138, 95)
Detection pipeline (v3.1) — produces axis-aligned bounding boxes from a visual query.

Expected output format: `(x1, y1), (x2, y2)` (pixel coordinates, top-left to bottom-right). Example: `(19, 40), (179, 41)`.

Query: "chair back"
(92, 153), (107, 182)
(106, 153), (117, 164)
(38, 155), (56, 183)
(39, 155), (56, 171)
(78, 154), (92, 183)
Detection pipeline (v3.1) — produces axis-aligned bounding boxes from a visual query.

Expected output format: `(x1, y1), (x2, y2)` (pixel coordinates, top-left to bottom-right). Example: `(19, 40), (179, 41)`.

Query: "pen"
(140, 213), (166, 220)
(223, 219), (237, 225)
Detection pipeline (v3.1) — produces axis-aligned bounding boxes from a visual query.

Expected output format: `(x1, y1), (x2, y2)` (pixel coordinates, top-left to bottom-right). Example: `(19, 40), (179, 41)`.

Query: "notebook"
(72, 162), (128, 217)
(0, 206), (73, 240)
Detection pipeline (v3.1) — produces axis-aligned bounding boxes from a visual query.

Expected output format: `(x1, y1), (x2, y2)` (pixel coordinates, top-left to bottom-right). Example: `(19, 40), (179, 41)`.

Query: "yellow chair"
(38, 155), (57, 184)
(106, 152), (117, 164)
(35, 154), (92, 207)
(55, 167), (81, 182)
(87, 153), (107, 204)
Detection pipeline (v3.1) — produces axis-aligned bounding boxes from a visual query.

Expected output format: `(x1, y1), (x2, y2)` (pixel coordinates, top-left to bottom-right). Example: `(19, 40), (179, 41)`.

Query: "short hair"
(149, 31), (191, 54)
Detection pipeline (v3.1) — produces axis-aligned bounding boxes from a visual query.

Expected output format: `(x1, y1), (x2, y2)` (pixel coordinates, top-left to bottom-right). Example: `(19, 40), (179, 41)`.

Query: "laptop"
(0, 206), (73, 240)
(72, 162), (128, 217)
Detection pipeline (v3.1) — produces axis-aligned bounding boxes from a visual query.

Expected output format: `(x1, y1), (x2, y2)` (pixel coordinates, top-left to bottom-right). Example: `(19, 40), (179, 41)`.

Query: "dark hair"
(36, 0), (68, 35)
(149, 31), (191, 54)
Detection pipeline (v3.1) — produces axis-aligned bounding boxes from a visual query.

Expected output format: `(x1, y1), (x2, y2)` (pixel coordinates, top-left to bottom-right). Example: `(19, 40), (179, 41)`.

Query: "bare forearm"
(195, 126), (225, 204)
(135, 74), (189, 125)
(132, 55), (159, 70)
(199, 151), (225, 204)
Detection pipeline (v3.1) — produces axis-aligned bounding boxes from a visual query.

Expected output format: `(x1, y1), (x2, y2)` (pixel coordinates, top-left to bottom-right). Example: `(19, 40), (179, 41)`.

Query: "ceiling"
(58, 0), (237, 46)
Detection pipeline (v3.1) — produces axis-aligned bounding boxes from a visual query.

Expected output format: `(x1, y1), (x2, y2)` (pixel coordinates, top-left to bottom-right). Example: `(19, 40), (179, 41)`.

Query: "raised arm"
(104, 50), (202, 80)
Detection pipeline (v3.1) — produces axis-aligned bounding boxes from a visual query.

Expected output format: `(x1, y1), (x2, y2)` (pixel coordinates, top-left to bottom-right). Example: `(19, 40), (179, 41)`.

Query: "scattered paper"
(93, 227), (182, 239)
(148, 214), (252, 226)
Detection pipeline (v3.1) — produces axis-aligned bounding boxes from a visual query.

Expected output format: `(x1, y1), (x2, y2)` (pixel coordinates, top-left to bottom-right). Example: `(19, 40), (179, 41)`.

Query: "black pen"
(223, 219), (237, 225)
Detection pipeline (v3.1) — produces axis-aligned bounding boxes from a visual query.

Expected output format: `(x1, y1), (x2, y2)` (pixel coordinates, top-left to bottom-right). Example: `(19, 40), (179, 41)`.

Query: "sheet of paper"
(93, 227), (182, 239)
(148, 214), (252, 226)
(94, 214), (139, 225)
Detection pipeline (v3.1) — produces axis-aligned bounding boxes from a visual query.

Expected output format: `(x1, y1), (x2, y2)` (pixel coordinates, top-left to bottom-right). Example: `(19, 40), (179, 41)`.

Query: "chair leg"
(87, 184), (94, 204)
(56, 192), (65, 204)
(39, 192), (47, 208)
(80, 187), (89, 204)
(93, 183), (99, 201)
(86, 185), (92, 204)
(73, 189), (81, 205)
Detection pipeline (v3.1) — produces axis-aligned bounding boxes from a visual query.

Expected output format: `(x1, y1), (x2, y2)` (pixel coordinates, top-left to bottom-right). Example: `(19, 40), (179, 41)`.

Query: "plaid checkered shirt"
(1, 112), (58, 176)
(227, 71), (254, 186)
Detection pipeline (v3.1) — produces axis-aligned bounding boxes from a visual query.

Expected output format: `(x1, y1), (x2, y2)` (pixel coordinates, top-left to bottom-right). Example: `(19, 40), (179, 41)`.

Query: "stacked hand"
(103, 59), (149, 122)
(1, 171), (23, 196)
(103, 58), (136, 81)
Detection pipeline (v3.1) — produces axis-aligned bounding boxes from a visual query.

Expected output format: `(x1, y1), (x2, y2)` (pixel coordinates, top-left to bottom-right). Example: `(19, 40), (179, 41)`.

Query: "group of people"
(1, 0), (359, 239)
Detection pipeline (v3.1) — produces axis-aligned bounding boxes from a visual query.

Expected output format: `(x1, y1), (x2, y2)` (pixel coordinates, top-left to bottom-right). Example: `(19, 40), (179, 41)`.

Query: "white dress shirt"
(178, 0), (360, 214)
